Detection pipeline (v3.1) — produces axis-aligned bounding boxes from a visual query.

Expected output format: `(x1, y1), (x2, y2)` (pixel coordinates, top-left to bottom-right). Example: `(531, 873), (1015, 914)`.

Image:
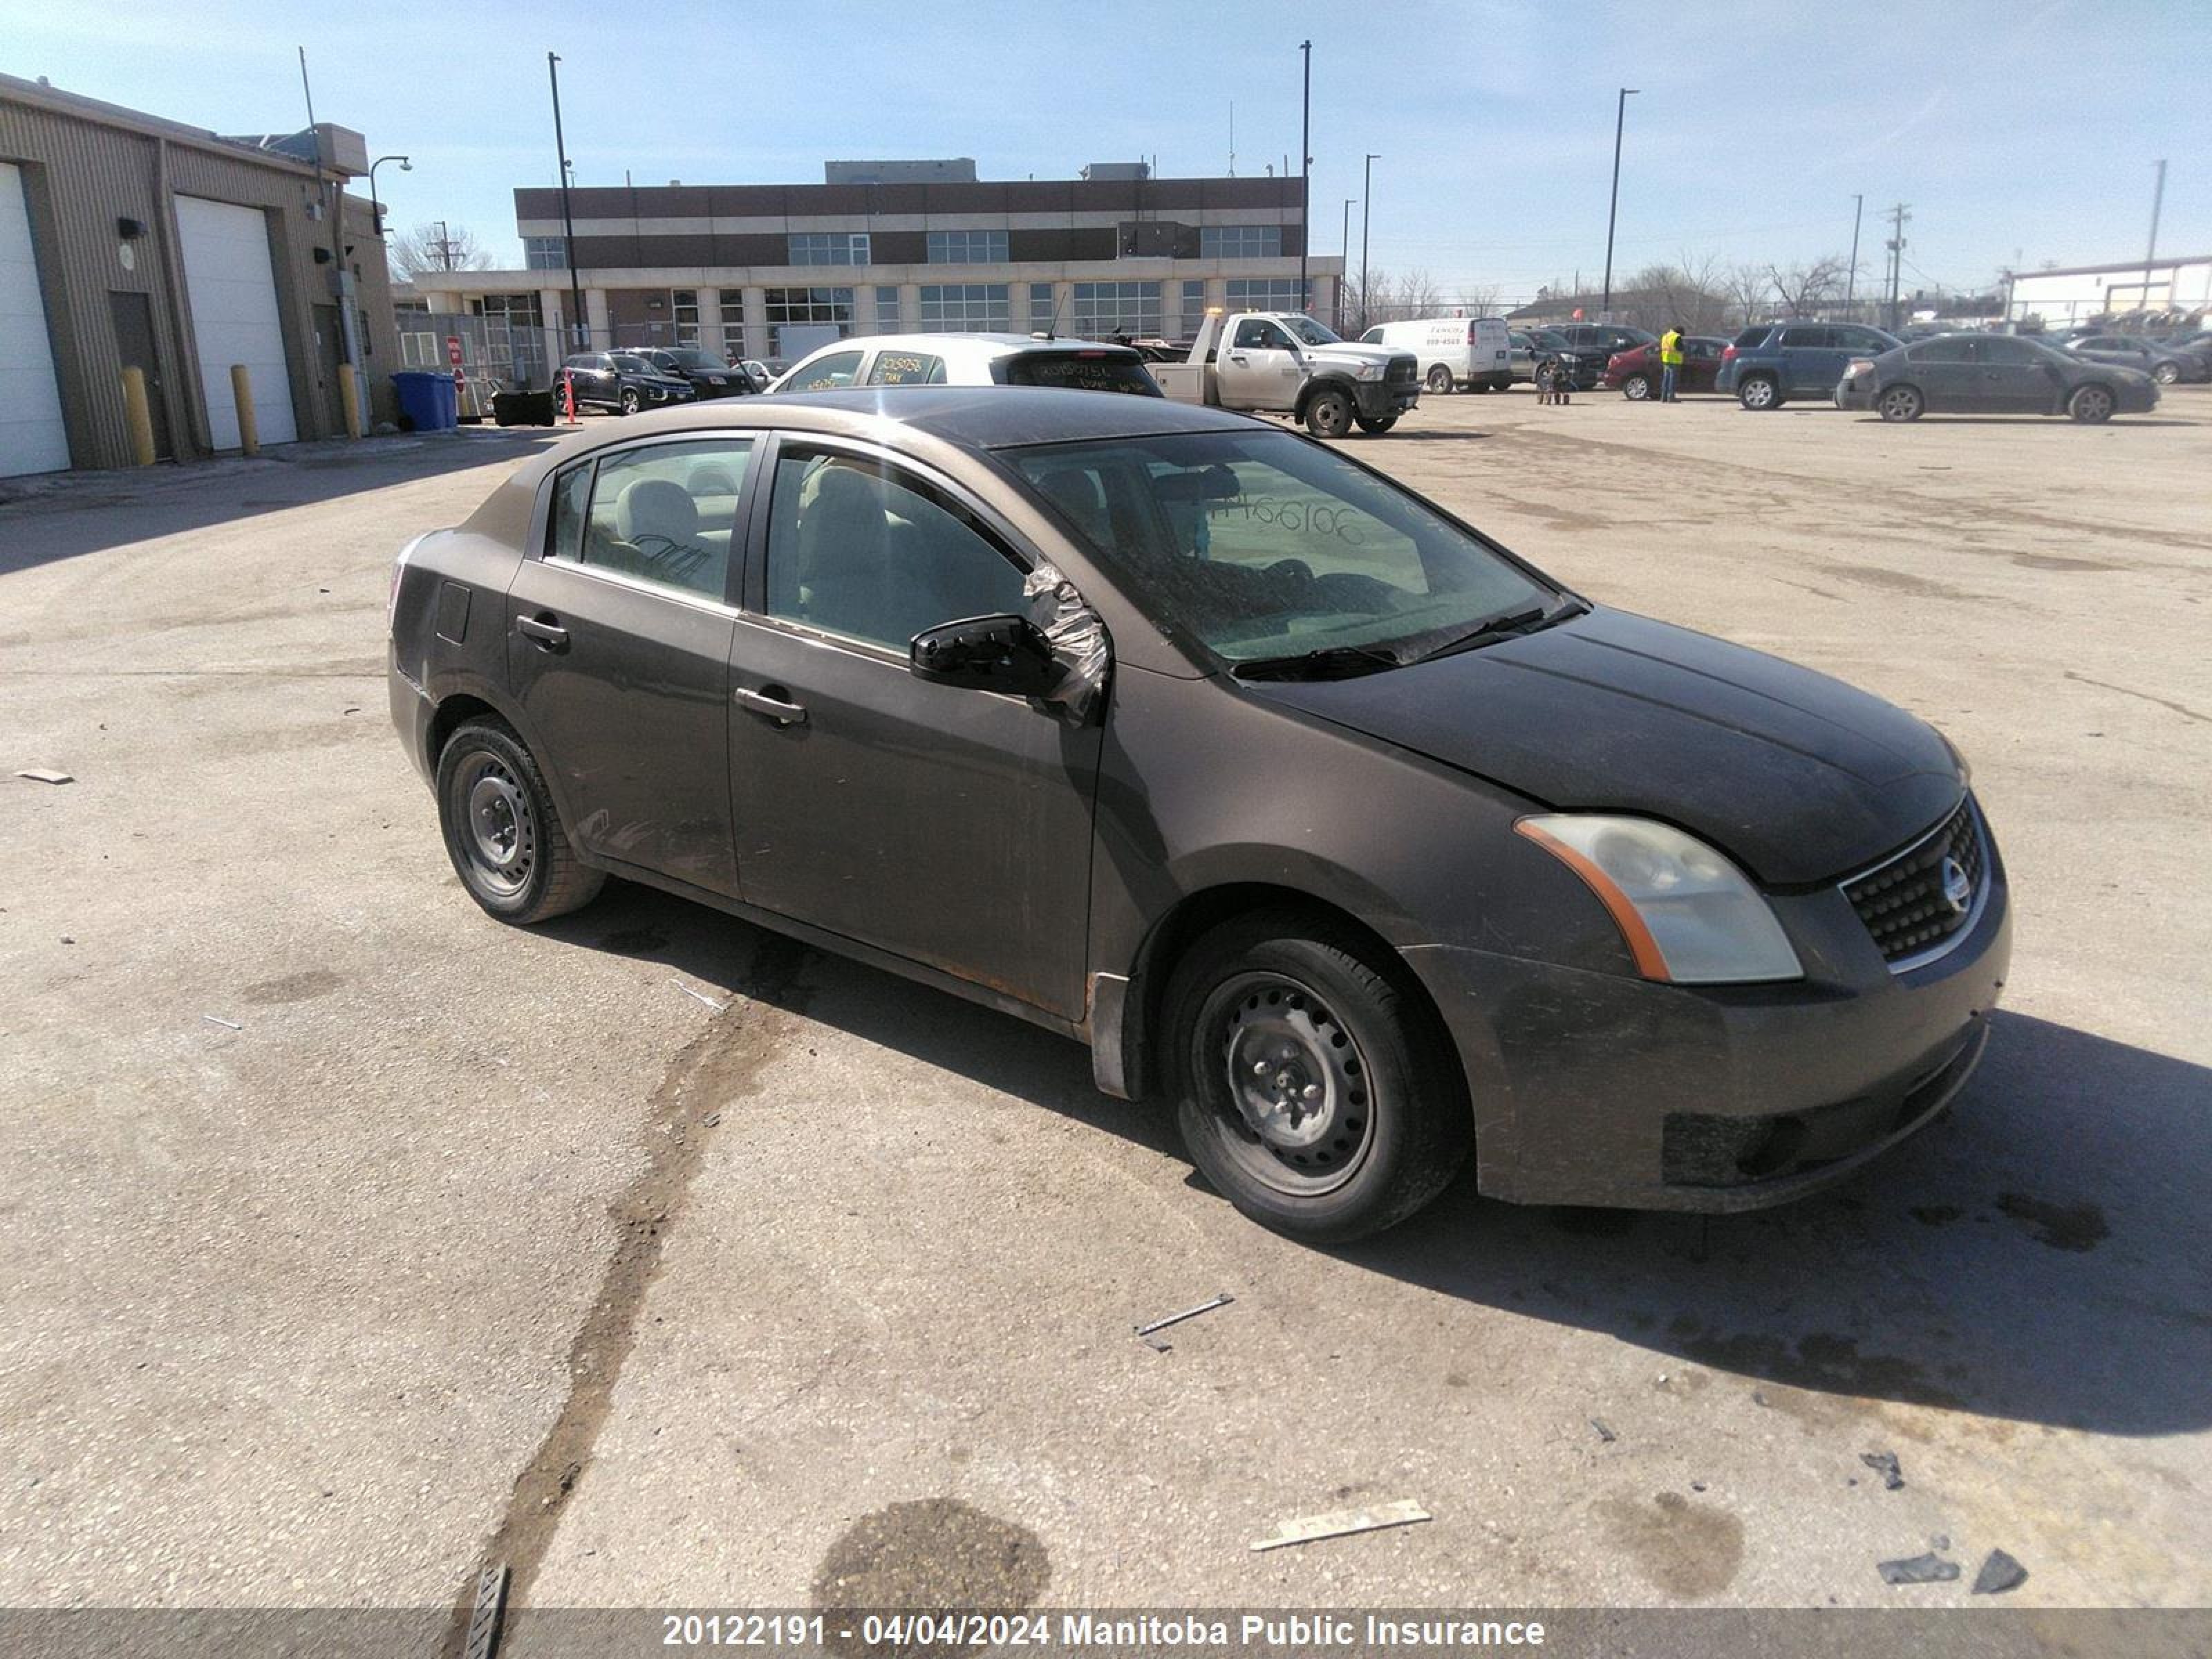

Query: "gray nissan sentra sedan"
(389, 389), (2011, 1241)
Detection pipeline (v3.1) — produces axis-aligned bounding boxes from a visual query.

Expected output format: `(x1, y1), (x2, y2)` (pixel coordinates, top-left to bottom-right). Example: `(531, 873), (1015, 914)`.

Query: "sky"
(4, 0), (2207, 306)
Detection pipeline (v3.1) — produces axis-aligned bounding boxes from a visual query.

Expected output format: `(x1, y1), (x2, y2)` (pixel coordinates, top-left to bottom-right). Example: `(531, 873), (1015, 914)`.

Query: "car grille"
(1840, 796), (1985, 968)
(1387, 355), (1418, 386)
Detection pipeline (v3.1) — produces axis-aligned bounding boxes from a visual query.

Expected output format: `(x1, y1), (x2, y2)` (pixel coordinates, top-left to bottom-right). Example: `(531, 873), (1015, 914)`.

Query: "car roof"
(787, 332), (1140, 366)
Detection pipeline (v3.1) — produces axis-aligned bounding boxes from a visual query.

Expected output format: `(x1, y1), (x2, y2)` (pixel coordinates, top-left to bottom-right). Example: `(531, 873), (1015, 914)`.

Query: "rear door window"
(867, 349), (947, 386)
(785, 350), (864, 391)
(550, 439), (755, 602)
(1779, 326), (1837, 350)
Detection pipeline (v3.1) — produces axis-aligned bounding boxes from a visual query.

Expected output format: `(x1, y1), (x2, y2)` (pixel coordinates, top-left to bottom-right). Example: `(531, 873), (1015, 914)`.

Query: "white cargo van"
(1360, 316), (1512, 393)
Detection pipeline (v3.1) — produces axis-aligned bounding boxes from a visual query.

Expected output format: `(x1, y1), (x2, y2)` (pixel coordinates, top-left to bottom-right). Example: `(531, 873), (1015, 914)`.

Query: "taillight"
(1467, 322), (1479, 344)
(1721, 344), (1738, 362)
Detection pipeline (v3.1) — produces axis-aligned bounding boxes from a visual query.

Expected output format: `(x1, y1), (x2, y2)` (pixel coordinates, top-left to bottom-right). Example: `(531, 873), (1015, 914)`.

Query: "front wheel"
(2152, 361), (2180, 385)
(2068, 384), (2115, 424)
(1167, 910), (1470, 1242)
(1877, 384), (1924, 422)
(1737, 374), (1780, 410)
(1302, 388), (1355, 438)
(619, 387), (641, 415)
(1354, 415), (1398, 434)
(1622, 373), (1653, 401)
(1425, 364), (1454, 395)
(436, 719), (605, 924)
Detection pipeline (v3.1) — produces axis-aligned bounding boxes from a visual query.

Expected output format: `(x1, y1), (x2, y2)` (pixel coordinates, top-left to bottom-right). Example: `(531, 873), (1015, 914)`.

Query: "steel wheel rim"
(1743, 379), (1774, 408)
(1624, 375), (1650, 400)
(457, 752), (535, 897)
(2077, 387), (2111, 420)
(1880, 387), (1918, 420)
(1210, 972), (1375, 1197)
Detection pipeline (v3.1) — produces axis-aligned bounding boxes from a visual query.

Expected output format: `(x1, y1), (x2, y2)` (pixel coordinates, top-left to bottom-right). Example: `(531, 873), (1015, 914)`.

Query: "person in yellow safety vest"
(1658, 325), (1685, 402)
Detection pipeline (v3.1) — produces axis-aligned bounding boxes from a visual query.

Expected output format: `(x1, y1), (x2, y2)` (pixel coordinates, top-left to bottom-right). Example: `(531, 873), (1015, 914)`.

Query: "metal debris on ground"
(1589, 1417), (1618, 1443)
(15, 769), (74, 785)
(669, 979), (729, 1013)
(1877, 1552), (1960, 1586)
(1134, 1292), (1233, 1338)
(1972, 1548), (2028, 1595)
(200, 1014), (243, 1031)
(1252, 1499), (1432, 1553)
(462, 1561), (510, 1659)
(1860, 1450), (1905, 1490)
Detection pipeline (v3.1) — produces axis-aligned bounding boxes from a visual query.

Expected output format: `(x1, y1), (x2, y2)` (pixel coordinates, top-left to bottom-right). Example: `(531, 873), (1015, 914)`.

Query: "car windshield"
(1529, 329), (1570, 349)
(1280, 315), (1342, 347)
(610, 354), (653, 372)
(1006, 429), (1558, 667)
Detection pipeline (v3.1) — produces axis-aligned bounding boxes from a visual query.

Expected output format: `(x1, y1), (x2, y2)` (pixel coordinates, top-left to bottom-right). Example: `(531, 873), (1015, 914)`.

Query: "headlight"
(1516, 815), (1803, 985)
(1355, 362), (1384, 380)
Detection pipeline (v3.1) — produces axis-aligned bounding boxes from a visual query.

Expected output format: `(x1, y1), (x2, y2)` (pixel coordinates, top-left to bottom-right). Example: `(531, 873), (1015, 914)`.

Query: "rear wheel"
(1737, 374), (1780, 411)
(2067, 384), (2115, 424)
(436, 719), (605, 924)
(1302, 388), (1355, 439)
(1877, 384), (1924, 422)
(1425, 364), (1455, 394)
(1167, 910), (1470, 1242)
(1354, 415), (1398, 434)
(1622, 373), (1653, 401)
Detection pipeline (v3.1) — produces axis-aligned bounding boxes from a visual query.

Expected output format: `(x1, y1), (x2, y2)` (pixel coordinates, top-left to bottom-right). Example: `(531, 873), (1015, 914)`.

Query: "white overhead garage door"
(175, 195), (297, 449)
(0, 161), (71, 478)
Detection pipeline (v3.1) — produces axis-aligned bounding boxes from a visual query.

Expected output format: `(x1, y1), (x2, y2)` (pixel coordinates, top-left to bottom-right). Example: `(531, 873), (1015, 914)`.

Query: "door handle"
(734, 685), (807, 727)
(1228, 352), (1249, 364)
(516, 613), (569, 648)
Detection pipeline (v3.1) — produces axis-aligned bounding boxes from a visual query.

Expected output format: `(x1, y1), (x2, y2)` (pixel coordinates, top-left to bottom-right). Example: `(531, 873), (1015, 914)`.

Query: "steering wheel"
(1264, 558), (1315, 588)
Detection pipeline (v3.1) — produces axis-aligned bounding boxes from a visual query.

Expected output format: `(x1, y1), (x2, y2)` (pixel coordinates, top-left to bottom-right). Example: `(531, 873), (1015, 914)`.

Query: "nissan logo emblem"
(1940, 856), (1974, 916)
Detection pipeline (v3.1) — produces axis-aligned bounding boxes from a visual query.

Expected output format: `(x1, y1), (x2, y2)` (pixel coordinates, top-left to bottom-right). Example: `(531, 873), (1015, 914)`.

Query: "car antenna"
(1035, 290), (1068, 341)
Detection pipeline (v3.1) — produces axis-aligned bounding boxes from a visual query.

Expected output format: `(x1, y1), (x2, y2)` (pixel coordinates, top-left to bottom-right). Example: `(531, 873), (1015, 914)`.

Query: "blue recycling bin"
(391, 371), (459, 432)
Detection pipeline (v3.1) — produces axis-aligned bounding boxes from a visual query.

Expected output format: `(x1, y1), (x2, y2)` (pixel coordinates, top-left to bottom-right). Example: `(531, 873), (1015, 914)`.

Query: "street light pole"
(1845, 192), (1864, 319)
(549, 51), (587, 349)
(2143, 158), (2167, 312)
(1600, 87), (1638, 320)
(1297, 40), (1312, 314)
(367, 154), (410, 240)
(1339, 197), (1356, 332)
(1359, 153), (1379, 333)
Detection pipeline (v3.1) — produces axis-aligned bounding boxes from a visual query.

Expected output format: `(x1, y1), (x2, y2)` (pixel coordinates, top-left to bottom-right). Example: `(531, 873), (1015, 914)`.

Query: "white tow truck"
(1150, 310), (1422, 437)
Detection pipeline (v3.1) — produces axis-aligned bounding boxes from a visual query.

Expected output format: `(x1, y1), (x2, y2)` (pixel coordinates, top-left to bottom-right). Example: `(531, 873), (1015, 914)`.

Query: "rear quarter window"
(867, 350), (946, 386)
(1733, 326), (1773, 349)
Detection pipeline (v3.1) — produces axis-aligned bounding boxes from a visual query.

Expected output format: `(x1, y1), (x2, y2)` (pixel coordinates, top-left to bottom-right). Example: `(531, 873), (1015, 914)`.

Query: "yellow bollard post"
(338, 367), (364, 440)
(229, 364), (259, 456)
(120, 367), (157, 467)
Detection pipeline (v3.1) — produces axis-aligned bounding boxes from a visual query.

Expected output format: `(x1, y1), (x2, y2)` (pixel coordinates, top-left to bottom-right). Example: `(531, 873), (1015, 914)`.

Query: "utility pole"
(1600, 87), (1638, 319)
(435, 219), (454, 272)
(1845, 194), (1864, 319)
(1359, 153), (1378, 334)
(549, 52), (587, 350)
(2144, 158), (2167, 312)
(1297, 40), (1312, 315)
(1339, 197), (1356, 332)
(1884, 203), (1911, 332)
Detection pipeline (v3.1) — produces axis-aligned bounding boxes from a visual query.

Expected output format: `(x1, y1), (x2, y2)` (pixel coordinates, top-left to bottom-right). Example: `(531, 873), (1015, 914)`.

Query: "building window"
(722, 321), (748, 362)
(764, 286), (856, 355)
(1226, 278), (1306, 312)
(917, 283), (1010, 331)
(523, 236), (567, 270)
(1199, 225), (1285, 259)
(875, 285), (902, 329)
(788, 232), (870, 266)
(1031, 283), (1058, 333)
(472, 292), (545, 329)
(1180, 280), (1208, 340)
(1070, 281), (1162, 338)
(926, 228), (1009, 264)
(671, 289), (700, 346)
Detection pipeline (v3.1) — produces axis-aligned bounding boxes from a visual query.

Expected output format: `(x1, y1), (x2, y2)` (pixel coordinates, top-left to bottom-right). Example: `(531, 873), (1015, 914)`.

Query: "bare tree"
(1453, 283), (1505, 317)
(1723, 262), (1774, 326)
(1768, 254), (1849, 319)
(390, 223), (496, 279)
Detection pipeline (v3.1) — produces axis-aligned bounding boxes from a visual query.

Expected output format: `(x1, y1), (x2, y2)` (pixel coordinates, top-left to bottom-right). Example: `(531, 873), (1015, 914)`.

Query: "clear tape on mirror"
(1024, 562), (1109, 720)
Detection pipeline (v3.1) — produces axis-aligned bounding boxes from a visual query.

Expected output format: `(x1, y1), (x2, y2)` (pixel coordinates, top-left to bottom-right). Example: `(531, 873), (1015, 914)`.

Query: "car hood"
(1248, 606), (1964, 885)
(1308, 344), (1405, 371)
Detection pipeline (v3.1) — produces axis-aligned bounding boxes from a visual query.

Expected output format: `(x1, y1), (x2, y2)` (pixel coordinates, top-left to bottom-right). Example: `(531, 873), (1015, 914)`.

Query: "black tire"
(2067, 383), (2115, 424)
(1165, 908), (1470, 1242)
(436, 718), (605, 924)
(1622, 373), (1653, 401)
(1425, 364), (1454, 394)
(1737, 373), (1780, 411)
(1876, 384), (1924, 422)
(1302, 387), (1356, 439)
(619, 387), (641, 415)
(1354, 415), (1398, 434)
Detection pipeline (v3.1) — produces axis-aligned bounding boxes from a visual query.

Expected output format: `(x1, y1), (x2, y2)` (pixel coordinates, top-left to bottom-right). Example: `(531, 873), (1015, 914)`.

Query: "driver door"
(1216, 317), (1302, 409)
(725, 439), (1103, 1020)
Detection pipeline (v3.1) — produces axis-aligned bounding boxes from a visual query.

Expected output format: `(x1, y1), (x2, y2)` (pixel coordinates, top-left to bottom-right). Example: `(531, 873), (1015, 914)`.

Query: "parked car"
(2056, 333), (2204, 385)
(559, 352), (696, 415)
(1358, 316), (1513, 393)
(389, 388), (2009, 1241)
(1716, 322), (1903, 409)
(1540, 324), (1658, 390)
(1602, 335), (1727, 400)
(1837, 332), (2159, 423)
(1508, 328), (1575, 385)
(770, 333), (1160, 395)
(628, 346), (753, 400)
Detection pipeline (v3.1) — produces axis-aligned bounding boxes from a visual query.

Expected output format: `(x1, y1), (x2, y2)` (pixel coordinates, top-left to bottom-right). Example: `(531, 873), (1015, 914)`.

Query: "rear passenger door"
(1779, 326), (1841, 394)
(505, 436), (758, 896)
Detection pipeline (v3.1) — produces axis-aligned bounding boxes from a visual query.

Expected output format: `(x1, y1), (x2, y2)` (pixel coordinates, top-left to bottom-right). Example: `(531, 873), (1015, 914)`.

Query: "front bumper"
(1403, 814), (2012, 1210)
(1356, 380), (1423, 419)
(1836, 376), (1877, 410)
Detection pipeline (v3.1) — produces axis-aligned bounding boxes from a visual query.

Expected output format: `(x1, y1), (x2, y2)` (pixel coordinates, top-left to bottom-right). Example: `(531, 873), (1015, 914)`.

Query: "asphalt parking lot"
(3, 386), (2208, 1622)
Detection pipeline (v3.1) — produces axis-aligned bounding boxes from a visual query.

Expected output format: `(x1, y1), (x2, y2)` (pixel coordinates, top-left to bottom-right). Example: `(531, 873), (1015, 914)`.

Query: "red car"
(1602, 335), (1727, 400)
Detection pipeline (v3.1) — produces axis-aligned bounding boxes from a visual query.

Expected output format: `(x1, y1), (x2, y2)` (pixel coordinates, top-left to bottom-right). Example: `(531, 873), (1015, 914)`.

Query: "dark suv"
(1545, 324), (1658, 389)
(559, 352), (697, 415)
(627, 346), (755, 400)
(1717, 323), (1902, 409)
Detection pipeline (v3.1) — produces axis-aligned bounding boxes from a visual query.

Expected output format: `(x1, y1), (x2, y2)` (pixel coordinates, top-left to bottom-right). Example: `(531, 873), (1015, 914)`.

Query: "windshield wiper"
(1412, 598), (1588, 664)
(1231, 642), (1406, 681)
